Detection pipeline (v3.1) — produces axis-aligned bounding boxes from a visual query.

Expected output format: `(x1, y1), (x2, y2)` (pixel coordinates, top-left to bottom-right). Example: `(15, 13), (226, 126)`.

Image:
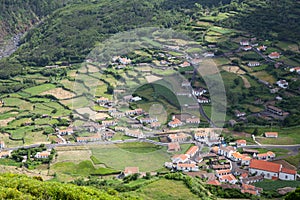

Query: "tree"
(252, 127), (259, 136)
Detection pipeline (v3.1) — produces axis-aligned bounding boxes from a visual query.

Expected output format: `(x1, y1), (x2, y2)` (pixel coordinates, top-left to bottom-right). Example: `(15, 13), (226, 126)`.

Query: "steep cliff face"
(0, 0), (69, 41)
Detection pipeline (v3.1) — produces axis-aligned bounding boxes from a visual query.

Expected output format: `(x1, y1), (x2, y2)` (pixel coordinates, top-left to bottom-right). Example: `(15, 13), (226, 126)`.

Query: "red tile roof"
(281, 168), (297, 175)
(236, 139), (246, 145)
(219, 174), (237, 182)
(207, 180), (221, 186)
(249, 159), (281, 173)
(186, 146), (199, 156)
(124, 167), (139, 175)
(265, 132), (278, 137)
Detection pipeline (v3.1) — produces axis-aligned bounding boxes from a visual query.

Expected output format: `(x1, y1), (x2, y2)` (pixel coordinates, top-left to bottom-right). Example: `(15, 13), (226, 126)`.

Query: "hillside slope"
(0, 173), (138, 199)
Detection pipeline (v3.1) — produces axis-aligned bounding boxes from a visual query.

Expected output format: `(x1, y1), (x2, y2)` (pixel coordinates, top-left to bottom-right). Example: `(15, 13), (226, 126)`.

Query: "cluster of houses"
(204, 143), (297, 196)
(165, 145), (200, 172)
(0, 140), (52, 161)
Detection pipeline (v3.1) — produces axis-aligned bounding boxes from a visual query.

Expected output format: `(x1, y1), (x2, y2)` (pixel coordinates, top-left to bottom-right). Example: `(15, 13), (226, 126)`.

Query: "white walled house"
(279, 168), (297, 181)
(249, 159), (297, 181)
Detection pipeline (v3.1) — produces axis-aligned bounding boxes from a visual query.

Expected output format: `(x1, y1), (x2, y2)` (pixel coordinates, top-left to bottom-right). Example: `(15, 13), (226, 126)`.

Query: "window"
(285, 175), (288, 179)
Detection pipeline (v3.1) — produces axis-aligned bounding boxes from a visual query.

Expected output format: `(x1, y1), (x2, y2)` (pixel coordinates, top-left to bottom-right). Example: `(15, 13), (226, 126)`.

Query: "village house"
(130, 96), (142, 102)
(0, 151), (11, 158)
(219, 174), (238, 184)
(290, 67), (300, 73)
(102, 120), (117, 127)
(110, 112), (125, 118)
(167, 142), (181, 152)
(240, 40), (250, 46)
(218, 146), (235, 158)
(176, 163), (199, 172)
(179, 61), (191, 68)
(185, 146), (199, 158)
(194, 131), (209, 142)
(265, 132), (278, 138)
(168, 116), (183, 128)
(267, 105), (284, 116)
(150, 121), (161, 129)
(216, 169), (231, 177)
(115, 127), (127, 132)
(76, 134), (102, 143)
(171, 154), (189, 164)
(197, 96), (210, 104)
(241, 175), (264, 184)
(254, 151), (276, 161)
(96, 97), (109, 104)
(203, 52), (215, 57)
(168, 133), (189, 142)
(192, 88), (207, 96)
(87, 124), (105, 133)
(241, 156), (252, 165)
(248, 62), (260, 67)
(0, 141), (5, 149)
(35, 151), (51, 159)
(257, 45), (267, 51)
(268, 52), (280, 59)
(207, 180), (221, 186)
(58, 127), (74, 135)
(108, 107), (117, 113)
(241, 184), (263, 196)
(249, 159), (297, 181)
(125, 108), (143, 116)
(131, 124), (143, 129)
(124, 167), (139, 176)
(139, 117), (158, 124)
(276, 79), (288, 89)
(125, 129), (144, 138)
(186, 117), (200, 124)
(181, 80), (190, 87)
(234, 110), (246, 117)
(236, 139), (247, 147)
(118, 57), (131, 65)
(243, 46), (252, 51)
(230, 152), (244, 162)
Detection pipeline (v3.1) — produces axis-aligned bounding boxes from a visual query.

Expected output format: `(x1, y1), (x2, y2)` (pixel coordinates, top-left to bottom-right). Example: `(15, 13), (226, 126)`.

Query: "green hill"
(0, 173), (139, 200)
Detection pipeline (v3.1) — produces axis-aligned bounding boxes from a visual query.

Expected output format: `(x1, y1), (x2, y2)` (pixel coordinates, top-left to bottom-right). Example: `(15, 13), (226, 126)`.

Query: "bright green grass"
(0, 112), (18, 120)
(52, 160), (120, 178)
(22, 83), (56, 96)
(115, 142), (163, 153)
(91, 144), (170, 171)
(131, 178), (199, 200)
(0, 158), (21, 167)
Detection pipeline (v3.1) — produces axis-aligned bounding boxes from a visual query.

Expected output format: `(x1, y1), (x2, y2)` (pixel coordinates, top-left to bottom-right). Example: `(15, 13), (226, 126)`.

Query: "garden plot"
(41, 88), (75, 100)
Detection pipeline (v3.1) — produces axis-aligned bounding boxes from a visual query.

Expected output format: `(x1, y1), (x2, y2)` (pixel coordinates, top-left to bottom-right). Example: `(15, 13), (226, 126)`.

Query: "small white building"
(176, 163), (199, 172)
(276, 80), (288, 89)
(248, 62), (260, 67)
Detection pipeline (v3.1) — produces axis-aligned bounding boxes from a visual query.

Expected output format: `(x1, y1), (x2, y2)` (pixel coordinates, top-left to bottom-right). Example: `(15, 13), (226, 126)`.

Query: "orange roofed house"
(124, 167), (139, 176)
(268, 52), (280, 59)
(185, 146), (199, 158)
(168, 133), (189, 142)
(35, 151), (51, 159)
(167, 142), (181, 152)
(264, 132), (278, 138)
(168, 116), (183, 128)
(249, 159), (297, 180)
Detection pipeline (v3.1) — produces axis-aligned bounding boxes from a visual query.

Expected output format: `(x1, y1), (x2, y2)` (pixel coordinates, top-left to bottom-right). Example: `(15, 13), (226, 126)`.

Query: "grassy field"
(131, 178), (199, 200)
(51, 160), (120, 181)
(284, 152), (300, 169)
(115, 142), (163, 153)
(244, 126), (300, 145)
(90, 144), (170, 172)
(254, 179), (300, 191)
(22, 83), (56, 96)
